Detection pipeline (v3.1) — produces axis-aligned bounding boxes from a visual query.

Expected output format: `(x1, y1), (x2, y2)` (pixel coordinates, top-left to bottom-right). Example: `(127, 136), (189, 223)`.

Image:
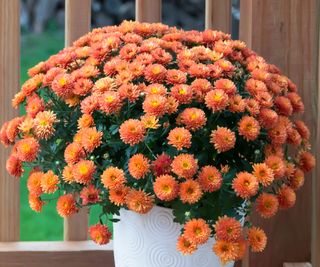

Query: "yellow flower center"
(59, 77), (67, 86)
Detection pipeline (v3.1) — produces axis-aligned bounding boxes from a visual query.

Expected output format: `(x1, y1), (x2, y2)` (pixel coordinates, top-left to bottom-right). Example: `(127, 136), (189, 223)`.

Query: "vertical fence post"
(205, 0), (232, 33)
(0, 0), (20, 242)
(64, 0), (91, 241)
(135, 0), (162, 23)
(239, 0), (318, 266)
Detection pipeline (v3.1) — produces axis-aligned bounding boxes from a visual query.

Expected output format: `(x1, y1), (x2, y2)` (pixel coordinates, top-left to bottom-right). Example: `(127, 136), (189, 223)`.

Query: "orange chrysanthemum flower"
(252, 163), (274, 186)
(6, 154), (23, 177)
(213, 240), (238, 265)
(80, 184), (100, 205)
(179, 180), (203, 204)
(109, 185), (129, 206)
(33, 110), (58, 139)
(144, 64), (167, 83)
(142, 94), (167, 117)
(6, 116), (24, 142)
(153, 174), (179, 201)
(144, 83), (167, 96)
(15, 137), (40, 162)
(178, 108), (207, 131)
(64, 142), (85, 165)
(29, 193), (44, 212)
(277, 185), (296, 209)
(62, 165), (75, 184)
(78, 114), (94, 129)
(297, 151), (315, 173)
(214, 216), (242, 242)
(214, 78), (236, 95)
(101, 166), (126, 189)
(140, 115), (160, 129)
(265, 155), (286, 179)
(167, 127), (192, 150)
(294, 120), (310, 140)
(287, 92), (304, 113)
(119, 119), (146, 146)
(267, 124), (287, 146)
(26, 94), (45, 118)
(247, 227), (267, 252)
(170, 84), (193, 104)
(274, 96), (293, 116)
(125, 189), (154, 214)
(289, 168), (305, 190)
(210, 127), (236, 153)
(56, 194), (78, 217)
(198, 165), (222, 192)
(27, 170), (44, 196)
(72, 160), (96, 184)
(89, 224), (112, 245)
(228, 95), (246, 113)
(238, 116), (260, 141)
(128, 153), (150, 179)
(0, 122), (11, 146)
(232, 172), (259, 199)
(256, 193), (279, 218)
(99, 91), (123, 114)
(205, 89), (229, 111)
(171, 153), (198, 179)
(166, 69), (187, 84)
(183, 218), (211, 245)
(177, 235), (198, 255)
(41, 170), (59, 194)
(80, 127), (103, 152)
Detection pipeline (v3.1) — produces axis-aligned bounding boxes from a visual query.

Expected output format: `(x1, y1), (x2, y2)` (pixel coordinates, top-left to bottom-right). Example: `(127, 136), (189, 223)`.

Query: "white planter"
(113, 206), (234, 267)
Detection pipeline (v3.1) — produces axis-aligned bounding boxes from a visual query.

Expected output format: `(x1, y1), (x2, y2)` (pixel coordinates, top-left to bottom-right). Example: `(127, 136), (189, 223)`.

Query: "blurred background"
(20, 0), (240, 241)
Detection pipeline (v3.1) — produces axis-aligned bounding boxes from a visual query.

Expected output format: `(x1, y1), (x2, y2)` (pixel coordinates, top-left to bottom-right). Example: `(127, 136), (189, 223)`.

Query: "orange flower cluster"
(0, 21), (315, 264)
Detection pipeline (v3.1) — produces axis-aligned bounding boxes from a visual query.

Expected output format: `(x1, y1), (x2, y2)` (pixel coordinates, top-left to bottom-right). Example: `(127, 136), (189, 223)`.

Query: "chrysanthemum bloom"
(210, 127), (236, 153)
(144, 83), (167, 96)
(177, 235), (198, 255)
(214, 78), (236, 95)
(294, 120), (310, 140)
(80, 127), (103, 152)
(142, 94), (167, 117)
(92, 77), (116, 95)
(166, 96), (179, 114)
(18, 117), (34, 134)
(252, 163), (274, 186)
(151, 153), (172, 176)
(140, 115), (160, 129)
(267, 124), (287, 146)
(12, 91), (26, 109)
(77, 114), (94, 129)
(51, 73), (74, 98)
(179, 180), (203, 204)
(27, 171), (44, 196)
(101, 166), (126, 189)
(265, 155), (286, 179)
(170, 84), (193, 104)
(153, 174), (179, 201)
(125, 189), (154, 214)
(21, 73), (43, 96)
(246, 98), (260, 116)
(109, 185), (129, 206)
(277, 185), (296, 209)
(238, 116), (260, 141)
(256, 193), (279, 218)
(62, 165), (75, 184)
(171, 153), (198, 179)
(232, 172), (259, 199)
(119, 119), (146, 146)
(6, 116), (25, 142)
(205, 89), (229, 111)
(228, 95), (246, 113)
(73, 78), (93, 96)
(80, 95), (99, 114)
(247, 227), (267, 252)
(191, 78), (213, 101)
(29, 193), (44, 212)
(99, 91), (122, 114)
(214, 216), (242, 242)
(178, 108), (207, 131)
(144, 64), (167, 83)
(287, 92), (304, 113)
(297, 151), (315, 173)
(183, 218), (211, 245)
(274, 96), (293, 116)
(72, 160), (96, 184)
(234, 239), (248, 261)
(41, 170), (59, 194)
(64, 142), (85, 165)
(0, 122), (11, 146)
(26, 94), (45, 118)
(167, 127), (192, 150)
(128, 154), (150, 179)
(89, 224), (112, 245)
(56, 194), (78, 217)
(6, 154), (23, 177)
(198, 165), (222, 192)
(15, 137), (40, 162)
(289, 168), (305, 190)
(80, 184), (100, 205)
(213, 240), (238, 265)
(287, 128), (302, 146)
(33, 110), (58, 139)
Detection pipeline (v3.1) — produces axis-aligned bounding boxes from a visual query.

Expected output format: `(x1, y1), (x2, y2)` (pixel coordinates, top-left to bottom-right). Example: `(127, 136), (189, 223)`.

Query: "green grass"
(20, 30), (102, 241)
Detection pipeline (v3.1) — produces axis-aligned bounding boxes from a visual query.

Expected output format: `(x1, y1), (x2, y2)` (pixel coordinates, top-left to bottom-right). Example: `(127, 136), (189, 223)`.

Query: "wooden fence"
(0, 0), (319, 266)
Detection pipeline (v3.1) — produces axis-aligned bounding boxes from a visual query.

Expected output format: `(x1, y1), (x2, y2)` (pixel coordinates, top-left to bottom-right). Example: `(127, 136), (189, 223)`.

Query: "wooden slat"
(205, 0), (232, 33)
(239, 0), (318, 266)
(0, 0), (20, 242)
(283, 264), (312, 267)
(0, 241), (114, 267)
(135, 0), (162, 23)
(64, 0), (91, 241)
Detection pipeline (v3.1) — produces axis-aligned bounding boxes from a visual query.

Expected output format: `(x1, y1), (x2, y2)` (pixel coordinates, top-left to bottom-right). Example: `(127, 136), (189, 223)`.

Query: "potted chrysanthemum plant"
(0, 21), (315, 267)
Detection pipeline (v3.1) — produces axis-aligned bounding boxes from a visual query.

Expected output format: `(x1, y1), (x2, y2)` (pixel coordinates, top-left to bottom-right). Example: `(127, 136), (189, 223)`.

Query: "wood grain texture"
(0, 0), (20, 242)
(0, 241), (114, 267)
(283, 263), (312, 267)
(239, 0), (318, 266)
(64, 0), (91, 241)
(205, 0), (232, 33)
(135, 0), (162, 23)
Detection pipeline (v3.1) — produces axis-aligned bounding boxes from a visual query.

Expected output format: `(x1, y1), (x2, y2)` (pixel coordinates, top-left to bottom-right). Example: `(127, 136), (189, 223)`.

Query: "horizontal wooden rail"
(0, 241), (114, 267)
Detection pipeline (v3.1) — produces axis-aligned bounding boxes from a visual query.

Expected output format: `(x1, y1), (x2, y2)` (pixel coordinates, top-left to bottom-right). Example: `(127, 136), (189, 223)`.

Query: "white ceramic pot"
(113, 206), (234, 267)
